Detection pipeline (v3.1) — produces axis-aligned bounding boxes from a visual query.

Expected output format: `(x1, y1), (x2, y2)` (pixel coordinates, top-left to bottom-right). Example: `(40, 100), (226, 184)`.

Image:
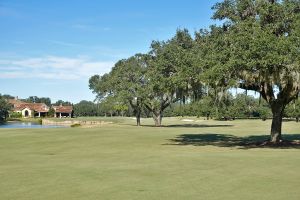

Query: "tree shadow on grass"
(136, 124), (234, 128)
(166, 124), (234, 128)
(166, 133), (300, 149)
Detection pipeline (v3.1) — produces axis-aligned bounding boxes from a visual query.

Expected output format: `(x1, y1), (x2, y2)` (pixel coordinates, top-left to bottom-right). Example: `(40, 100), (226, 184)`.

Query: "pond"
(0, 121), (65, 129)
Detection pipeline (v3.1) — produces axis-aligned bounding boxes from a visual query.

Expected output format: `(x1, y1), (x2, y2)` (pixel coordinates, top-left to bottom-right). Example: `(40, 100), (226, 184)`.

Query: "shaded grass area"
(164, 124), (234, 128)
(0, 119), (300, 199)
(167, 133), (300, 149)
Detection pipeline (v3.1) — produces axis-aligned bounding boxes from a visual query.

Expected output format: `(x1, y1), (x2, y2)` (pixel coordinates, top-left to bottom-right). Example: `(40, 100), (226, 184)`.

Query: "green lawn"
(0, 118), (300, 200)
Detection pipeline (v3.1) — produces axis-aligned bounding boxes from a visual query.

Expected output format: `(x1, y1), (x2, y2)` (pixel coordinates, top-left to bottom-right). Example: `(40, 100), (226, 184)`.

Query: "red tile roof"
(8, 100), (49, 112)
(53, 105), (73, 113)
(30, 103), (49, 112)
(8, 99), (73, 113)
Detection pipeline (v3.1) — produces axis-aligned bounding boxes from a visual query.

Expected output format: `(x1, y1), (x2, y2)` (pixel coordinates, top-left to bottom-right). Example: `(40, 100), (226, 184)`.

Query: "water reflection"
(0, 121), (65, 129)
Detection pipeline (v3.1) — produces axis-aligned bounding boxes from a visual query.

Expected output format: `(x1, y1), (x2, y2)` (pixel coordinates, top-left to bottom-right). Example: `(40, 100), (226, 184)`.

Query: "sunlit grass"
(0, 118), (300, 200)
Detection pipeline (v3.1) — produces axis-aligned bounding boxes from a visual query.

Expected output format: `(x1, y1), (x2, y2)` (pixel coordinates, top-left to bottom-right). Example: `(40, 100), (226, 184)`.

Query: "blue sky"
(0, 0), (220, 103)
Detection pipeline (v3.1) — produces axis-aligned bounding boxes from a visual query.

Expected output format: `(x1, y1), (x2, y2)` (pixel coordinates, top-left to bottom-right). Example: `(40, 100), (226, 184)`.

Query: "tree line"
(89, 0), (300, 144)
(0, 94), (128, 119)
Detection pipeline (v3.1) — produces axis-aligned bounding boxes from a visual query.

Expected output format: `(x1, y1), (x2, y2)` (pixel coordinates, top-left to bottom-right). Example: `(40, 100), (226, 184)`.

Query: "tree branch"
(238, 83), (260, 92)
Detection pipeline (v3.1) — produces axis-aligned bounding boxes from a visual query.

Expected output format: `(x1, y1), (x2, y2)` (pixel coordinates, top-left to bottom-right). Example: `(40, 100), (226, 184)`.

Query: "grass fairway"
(0, 118), (300, 200)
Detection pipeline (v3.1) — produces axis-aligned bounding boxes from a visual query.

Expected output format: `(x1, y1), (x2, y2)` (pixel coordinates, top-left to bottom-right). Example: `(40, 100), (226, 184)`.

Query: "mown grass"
(0, 118), (300, 200)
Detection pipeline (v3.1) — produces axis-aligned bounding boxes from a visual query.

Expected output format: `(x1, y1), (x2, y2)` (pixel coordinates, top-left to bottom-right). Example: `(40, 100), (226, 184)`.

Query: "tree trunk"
(153, 112), (162, 127)
(182, 95), (186, 105)
(206, 113), (210, 120)
(136, 111), (141, 126)
(296, 117), (299, 123)
(270, 104), (284, 143)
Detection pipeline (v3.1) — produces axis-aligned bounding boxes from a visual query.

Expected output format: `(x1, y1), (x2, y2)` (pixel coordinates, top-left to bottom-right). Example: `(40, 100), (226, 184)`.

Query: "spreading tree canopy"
(204, 0), (300, 143)
(89, 54), (147, 125)
(89, 0), (300, 139)
(143, 29), (200, 126)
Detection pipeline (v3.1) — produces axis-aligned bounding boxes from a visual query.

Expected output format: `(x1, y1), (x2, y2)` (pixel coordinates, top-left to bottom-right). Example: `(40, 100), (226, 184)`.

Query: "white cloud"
(48, 40), (83, 48)
(0, 55), (115, 80)
(0, 71), (25, 78)
(71, 24), (111, 32)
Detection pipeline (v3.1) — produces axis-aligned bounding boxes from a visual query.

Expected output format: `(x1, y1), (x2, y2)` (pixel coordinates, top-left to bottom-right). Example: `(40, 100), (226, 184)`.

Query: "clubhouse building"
(52, 105), (73, 118)
(8, 98), (73, 118)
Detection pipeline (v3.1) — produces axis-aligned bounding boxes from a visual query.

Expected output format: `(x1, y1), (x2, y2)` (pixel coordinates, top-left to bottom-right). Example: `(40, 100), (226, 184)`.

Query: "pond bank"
(42, 119), (113, 127)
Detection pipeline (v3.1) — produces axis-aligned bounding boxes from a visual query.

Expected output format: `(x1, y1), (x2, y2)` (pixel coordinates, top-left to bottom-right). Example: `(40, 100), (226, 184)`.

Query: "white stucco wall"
(21, 108), (33, 118)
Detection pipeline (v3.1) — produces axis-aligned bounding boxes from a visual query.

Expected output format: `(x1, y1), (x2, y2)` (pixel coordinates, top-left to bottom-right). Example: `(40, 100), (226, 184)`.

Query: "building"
(52, 104), (73, 118)
(8, 97), (73, 118)
(8, 98), (49, 118)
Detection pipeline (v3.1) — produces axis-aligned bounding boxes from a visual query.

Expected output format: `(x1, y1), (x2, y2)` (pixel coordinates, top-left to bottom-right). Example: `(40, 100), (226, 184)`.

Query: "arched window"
(24, 110), (29, 117)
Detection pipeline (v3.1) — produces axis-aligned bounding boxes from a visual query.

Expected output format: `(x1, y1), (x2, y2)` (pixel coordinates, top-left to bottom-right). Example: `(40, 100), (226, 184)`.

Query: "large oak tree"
(205, 0), (300, 143)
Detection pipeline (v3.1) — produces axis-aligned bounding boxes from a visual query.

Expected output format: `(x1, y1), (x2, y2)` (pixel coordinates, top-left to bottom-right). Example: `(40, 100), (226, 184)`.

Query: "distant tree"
(39, 97), (51, 106)
(73, 100), (98, 117)
(285, 98), (300, 122)
(47, 107), (55, 117)
(256, 103), (272, 121)
(169, 29), (204, 103)
(99, 96), (116, 117)
(25, 96), (40, 103)
(89, 54), (147, 125)
(2, 94), (14, 99)
(212, 92), (233, 120)
(113, 103), (128, 117)
(25, 96), (51, 106)
(53, 100), (72, 106)
(228, 94), (257, 119)
(89, 29), (205, 126)
(192, 96), (215, 119)
(145, 29), (206, 126)
(0, 95), (12, 122)
(142, 41), (178, 126)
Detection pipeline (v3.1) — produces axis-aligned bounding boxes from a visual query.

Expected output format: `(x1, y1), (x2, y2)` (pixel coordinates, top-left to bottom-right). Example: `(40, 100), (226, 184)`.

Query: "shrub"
(71, 123), (81, 128)
(10, 112), (22, 118)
